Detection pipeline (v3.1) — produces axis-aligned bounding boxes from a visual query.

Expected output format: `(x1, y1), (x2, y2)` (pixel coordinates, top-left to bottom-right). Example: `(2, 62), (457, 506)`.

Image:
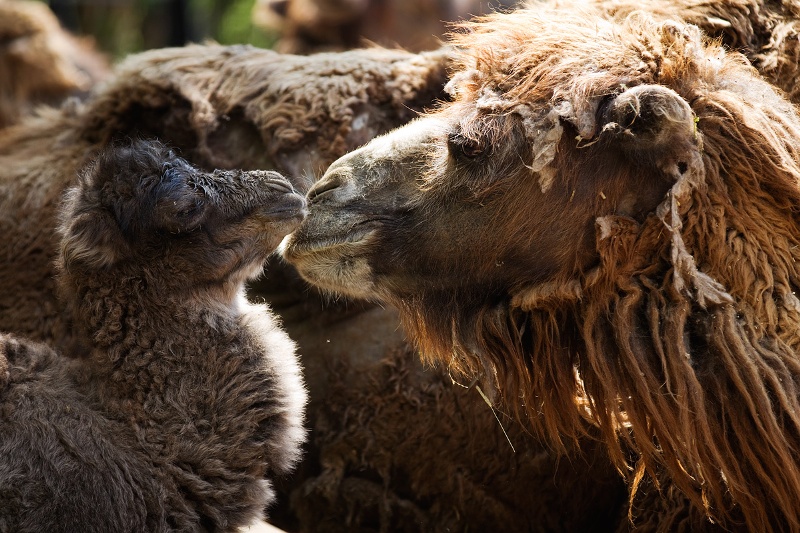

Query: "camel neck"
(64, 272), (245, 379)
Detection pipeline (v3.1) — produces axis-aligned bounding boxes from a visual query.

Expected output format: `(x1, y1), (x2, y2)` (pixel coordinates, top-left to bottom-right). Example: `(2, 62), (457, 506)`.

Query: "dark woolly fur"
(425, 11), (800, 532)
(285, 7), (800, 532)
(286, 344), (625, 533)
(0, 140), (307, 532)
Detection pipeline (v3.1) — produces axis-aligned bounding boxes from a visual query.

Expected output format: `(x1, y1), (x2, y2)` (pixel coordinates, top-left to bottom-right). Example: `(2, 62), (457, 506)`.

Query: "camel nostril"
(263, 177), (294, 194)
(244, 170), (294, 194)
(307, 174), (344, 204)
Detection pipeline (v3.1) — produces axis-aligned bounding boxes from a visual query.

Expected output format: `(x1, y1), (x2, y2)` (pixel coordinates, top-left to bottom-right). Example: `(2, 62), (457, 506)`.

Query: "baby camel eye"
(177, 200), (203, 219)
(448, 132), (485, 160)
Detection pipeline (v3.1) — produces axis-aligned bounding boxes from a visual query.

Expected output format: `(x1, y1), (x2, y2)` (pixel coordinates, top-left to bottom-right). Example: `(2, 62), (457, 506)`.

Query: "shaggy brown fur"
(0, 139), (307, 532)
(289, 345), (624, 533)
(251, 243), (632, 533)
(0, 43), (449, 351)
(259, 285), (627, 532)
(558, 0), (800, 103)
(0, 0), (109, 129)
(285, 8), (800, 531)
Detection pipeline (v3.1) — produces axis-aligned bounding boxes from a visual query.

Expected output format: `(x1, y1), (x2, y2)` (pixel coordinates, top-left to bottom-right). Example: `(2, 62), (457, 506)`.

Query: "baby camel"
(0, 139), (307, 532)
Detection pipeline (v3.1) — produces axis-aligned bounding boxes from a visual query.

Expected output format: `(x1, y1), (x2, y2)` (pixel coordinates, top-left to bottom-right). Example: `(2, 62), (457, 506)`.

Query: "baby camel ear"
(60, 209), (128, 272)
(58, 187), (127, 271)
(598, 84), (700, 178)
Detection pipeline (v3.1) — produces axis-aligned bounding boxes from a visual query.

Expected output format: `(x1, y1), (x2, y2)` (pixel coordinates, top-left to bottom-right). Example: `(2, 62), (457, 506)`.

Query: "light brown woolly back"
(412, 9), (800, 531)
(79, 44), (450, 180)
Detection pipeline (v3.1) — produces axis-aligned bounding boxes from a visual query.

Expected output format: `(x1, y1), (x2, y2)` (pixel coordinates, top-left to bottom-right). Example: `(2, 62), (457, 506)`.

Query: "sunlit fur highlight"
(548, 0), (800, 103)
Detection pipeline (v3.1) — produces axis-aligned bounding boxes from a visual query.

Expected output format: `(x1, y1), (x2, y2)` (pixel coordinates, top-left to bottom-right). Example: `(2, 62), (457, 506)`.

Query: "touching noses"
(307, 169), (350, 205)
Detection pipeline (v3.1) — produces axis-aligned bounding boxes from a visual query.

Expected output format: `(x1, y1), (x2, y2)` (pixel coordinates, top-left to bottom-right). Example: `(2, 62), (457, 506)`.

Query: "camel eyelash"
(447, 131), (488, 161)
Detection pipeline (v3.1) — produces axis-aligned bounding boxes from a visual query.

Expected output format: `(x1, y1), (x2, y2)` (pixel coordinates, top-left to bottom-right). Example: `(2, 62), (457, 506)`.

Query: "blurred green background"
(47, 0), (278, 58)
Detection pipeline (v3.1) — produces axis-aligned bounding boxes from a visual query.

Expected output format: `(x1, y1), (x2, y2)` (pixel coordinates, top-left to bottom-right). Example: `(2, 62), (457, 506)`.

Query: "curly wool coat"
(0, 140), (307, 532)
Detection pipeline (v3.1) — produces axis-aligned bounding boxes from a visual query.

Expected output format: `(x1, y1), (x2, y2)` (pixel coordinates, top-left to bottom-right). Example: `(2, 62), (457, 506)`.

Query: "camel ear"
(60, 210), (127, 271)
(59, 187), (127, 270)
(596, 85), (730, 308)
(597, 85), (701, 178)
(599, 85), (695, 146)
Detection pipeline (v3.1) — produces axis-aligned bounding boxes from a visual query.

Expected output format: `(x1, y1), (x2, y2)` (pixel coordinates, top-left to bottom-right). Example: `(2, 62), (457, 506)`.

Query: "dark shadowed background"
(41, 0), (519, 58)
(46, 0), (277, 57)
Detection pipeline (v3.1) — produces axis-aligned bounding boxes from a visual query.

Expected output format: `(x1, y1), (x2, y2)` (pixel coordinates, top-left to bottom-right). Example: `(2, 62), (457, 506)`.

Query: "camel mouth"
(285, 225), (378, 258)
(280, 221), (380, 298)
(282, 216), (388, 262)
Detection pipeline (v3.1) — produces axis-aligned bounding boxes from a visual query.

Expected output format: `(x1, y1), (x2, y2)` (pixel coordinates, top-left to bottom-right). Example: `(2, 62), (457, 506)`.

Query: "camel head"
(286, 82), (696, 299)
(59, 139), (306, 291)
(286, 8), (800, 531)
(285, 10), (708, 311)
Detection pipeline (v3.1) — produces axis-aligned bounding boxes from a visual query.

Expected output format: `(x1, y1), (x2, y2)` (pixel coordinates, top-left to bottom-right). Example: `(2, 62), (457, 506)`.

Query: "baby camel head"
(286, 8), (800, 531)
(59, 139), (306, 291)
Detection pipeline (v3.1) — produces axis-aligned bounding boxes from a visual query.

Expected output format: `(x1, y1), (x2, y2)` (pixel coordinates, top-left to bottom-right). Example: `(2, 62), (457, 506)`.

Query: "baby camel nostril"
(248, 170), (295, 194)
(307, 174), (343, 203)
(263, 178), (294, 194)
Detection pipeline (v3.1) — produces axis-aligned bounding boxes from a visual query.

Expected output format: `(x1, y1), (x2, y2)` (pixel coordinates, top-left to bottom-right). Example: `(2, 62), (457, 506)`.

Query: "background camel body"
(273, 324), (624, 532)
(0, 43), (630, 531)
(0, 0), (109, 129)
(254, 0), (800, 104)
(285, 7), (800, 532)
(0, 140), (307, 531)
(252, 0), (520, 53)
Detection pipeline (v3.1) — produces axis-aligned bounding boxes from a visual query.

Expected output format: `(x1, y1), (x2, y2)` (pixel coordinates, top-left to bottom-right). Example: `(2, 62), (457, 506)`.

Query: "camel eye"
(177, 200), (203, 220)
(448, 132), (485, 160)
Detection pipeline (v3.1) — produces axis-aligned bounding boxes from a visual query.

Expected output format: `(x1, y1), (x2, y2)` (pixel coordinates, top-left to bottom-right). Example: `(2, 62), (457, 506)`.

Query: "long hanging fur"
(400, 9), (800, 531)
